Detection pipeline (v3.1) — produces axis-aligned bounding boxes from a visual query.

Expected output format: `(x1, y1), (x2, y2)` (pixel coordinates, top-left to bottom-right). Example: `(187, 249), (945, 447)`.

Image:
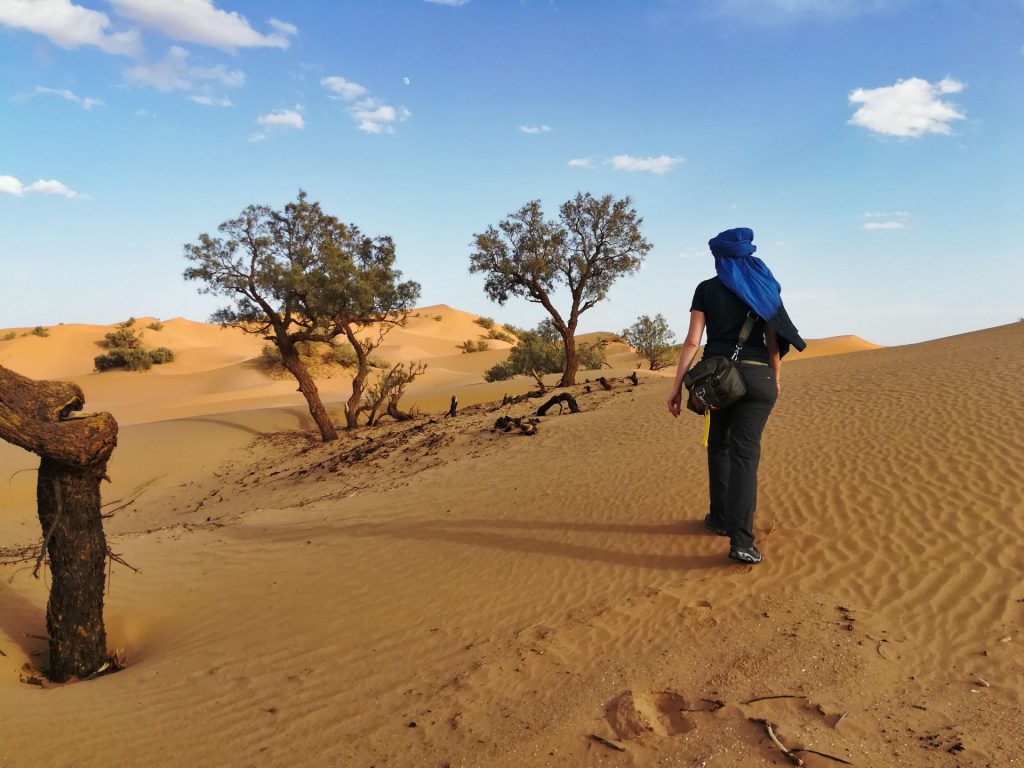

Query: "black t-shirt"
(690, 276), (770, 364)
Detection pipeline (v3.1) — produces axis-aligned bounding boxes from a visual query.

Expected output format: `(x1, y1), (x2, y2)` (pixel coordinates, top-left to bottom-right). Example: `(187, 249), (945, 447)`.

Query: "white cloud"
(190, 94), (233, 107)
(321, 76), (368, 101)
(267, 18), (298, 37)
(862, 211), (909, 230)
(403, 77), (411, 86)
(258, 108), (304, 130)
(518, 124), (552, 134)
(36, 86), (103, 109)
(568, 158), (594, 168)
(323, 76), (411, 134)
(0, 0), (140, 55)
(352, 99), (411, 134)
(126, 46), (245, 91)
(109, 0), (293, 51)
(609, 154), (684, 175)
(863, 221), (908, 230)
(425, 0), (470, 5)
(0, 175), (82, 198)
(849, 77), (965, 138)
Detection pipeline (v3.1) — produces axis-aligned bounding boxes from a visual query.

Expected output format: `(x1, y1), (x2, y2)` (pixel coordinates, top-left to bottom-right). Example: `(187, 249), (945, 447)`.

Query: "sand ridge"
(1, 316), (1020, 767)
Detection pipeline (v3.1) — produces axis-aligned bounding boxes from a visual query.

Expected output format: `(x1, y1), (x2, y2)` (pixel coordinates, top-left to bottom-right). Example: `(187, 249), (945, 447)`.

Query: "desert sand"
(1, 310), (1021, 767)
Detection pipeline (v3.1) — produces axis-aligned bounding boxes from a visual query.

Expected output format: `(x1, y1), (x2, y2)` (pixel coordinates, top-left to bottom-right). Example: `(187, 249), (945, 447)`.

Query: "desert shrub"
(328, 344), (358, 368)
(95, 324), (174, 371)
(577, 342), (607, 371)
(31, 326), (49, 337)
(260, 344), (283, 364)
(473, 316), (495, 330)
(95, 347), (152, 371)
(482, 360), (518, 382)
(148, 320), (164, 331)
(102, 326), (142, 349)
(486, 328), (515, 343)
(149, 347), (174, 364)
(433, 314), (443, 321)
(2, 332), (15, 341)
(458, 339), (490, 353)
(259, 341), (367, 377)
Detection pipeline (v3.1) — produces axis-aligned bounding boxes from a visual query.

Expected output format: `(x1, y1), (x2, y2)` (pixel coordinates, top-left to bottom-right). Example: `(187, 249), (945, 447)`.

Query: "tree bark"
(0, 365), (117, 682)
(280, 348), (337, 441)
(559, 317), (580, 387)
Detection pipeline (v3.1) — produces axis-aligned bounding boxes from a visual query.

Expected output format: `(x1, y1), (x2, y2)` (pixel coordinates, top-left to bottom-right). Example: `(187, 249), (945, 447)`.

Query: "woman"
(667, 228), (805, 565)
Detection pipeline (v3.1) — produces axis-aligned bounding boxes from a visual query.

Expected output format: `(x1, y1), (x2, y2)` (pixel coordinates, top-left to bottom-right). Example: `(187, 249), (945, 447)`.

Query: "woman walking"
(667, 228), (805, 564)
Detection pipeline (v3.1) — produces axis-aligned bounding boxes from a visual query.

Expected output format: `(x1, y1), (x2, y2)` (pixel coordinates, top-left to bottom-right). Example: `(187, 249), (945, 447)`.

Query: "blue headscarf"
(708, 227), (806, 355)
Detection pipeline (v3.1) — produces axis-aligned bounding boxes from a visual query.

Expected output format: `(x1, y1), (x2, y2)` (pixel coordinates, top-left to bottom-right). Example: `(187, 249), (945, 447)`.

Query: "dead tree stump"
(0, 365), (118, 682)
(536, 393), (580, 416)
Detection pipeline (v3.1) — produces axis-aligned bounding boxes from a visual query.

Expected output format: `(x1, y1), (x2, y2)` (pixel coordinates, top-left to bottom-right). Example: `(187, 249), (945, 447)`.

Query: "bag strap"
(731, 311), (758, 362)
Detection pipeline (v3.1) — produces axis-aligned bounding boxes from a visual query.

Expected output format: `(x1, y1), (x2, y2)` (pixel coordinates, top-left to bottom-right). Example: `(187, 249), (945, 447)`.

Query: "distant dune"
(3, 314), (1020, 767)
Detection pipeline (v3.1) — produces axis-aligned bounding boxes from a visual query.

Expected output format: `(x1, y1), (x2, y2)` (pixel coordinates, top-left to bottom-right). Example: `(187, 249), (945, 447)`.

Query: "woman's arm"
(667, 310), (705, 417)
(765, 325), (782, 396)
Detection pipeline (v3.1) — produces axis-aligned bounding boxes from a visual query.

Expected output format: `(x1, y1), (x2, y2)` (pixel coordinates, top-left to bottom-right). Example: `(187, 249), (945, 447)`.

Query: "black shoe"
(703, 515), (730, 537)
(728, 545), (763, 564)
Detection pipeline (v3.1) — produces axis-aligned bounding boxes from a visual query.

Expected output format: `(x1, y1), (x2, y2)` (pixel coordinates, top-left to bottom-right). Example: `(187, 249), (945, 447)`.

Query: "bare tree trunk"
(280, 348), (337, 441)
(0, 365), (117, 682)
(560, 334), (578, 387)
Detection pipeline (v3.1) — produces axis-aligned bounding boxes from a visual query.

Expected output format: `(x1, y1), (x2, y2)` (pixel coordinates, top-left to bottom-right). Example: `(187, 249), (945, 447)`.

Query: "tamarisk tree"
(622, 313), (676, 370)
(184, 191), (420, 440)
(470, 192), (651, 385)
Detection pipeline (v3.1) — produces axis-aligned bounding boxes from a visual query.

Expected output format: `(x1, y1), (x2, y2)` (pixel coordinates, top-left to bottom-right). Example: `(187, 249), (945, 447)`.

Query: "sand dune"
(2, 314), (1019, 767)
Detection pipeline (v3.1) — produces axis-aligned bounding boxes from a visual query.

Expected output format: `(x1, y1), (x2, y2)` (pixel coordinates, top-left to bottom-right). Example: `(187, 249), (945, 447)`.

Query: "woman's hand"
(668, 388), (683, 417)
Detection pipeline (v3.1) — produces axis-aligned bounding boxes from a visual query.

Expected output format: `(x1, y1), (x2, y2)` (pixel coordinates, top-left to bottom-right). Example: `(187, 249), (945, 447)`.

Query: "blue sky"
(1, 0), (1021, 346)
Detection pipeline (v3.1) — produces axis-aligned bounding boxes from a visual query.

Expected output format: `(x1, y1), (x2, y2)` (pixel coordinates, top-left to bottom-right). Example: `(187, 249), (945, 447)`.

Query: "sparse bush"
(95, 347), (152, 371)
(148, 320), (164, 331)
(458, 339), (490, 353)
(149, 347), (174, 364)
(102, 326), (142, 349)
(328, 344), (358, 368)
(486, 328), (515, 343)
(94, 324), (175, 371)
(31, 326), (49, 337)
(2, 332), (15, 341)
(577, 342), (607, 371)
(433, 314), (443, 322)
(473, 316), (495, 330)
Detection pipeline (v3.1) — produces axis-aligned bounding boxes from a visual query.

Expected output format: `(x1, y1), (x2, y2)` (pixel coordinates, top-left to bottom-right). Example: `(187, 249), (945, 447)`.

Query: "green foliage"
(458, 339), (490, 353)
(102, 326), (142, 349)
(149, 347), (174, 364)
(31, 326), (49, 337)
(473, 316), (495, 330)
(183, 190), (421, 436)
(576, 341), (607, 371)
(1, 332), (16, 341)
(95, 324), (175, 371)
(483, 321), (563, 387)
(95, 347), (152, 371)
(470, 192), (651, 384)
(622, 313), (676, 370)
(147, 320), (164, 331)
(486, 328), (515, 343)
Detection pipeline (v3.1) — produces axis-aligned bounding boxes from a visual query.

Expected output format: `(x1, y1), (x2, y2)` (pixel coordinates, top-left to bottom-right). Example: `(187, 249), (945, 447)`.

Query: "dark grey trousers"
(705, 363), (778, 549)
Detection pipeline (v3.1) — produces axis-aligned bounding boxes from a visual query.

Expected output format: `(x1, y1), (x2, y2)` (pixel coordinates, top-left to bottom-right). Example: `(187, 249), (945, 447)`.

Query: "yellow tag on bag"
(701, 409), (711, 447)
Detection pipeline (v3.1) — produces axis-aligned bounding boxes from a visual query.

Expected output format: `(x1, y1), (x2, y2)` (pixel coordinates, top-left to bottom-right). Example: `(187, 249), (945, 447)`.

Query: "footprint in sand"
(605, 689), (697, 740)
